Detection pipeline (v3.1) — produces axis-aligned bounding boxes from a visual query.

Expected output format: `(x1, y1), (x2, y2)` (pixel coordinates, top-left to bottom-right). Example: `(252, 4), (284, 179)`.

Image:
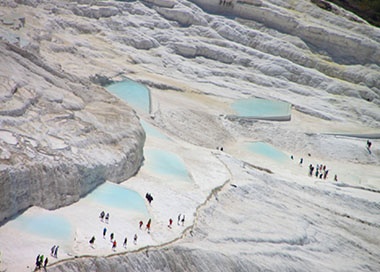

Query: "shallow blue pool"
(14, 213), (72, 240)
(245, 142), (289, 163)
(141, 120), (170, 140)
(106, 79), (151, 114)
(232, 98), (290, 118)
(86, 182), (148, 214)
(144, 148), (191, 182)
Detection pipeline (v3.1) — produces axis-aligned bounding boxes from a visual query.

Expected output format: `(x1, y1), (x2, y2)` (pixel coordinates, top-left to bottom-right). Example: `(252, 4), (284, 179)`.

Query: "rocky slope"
(0, 0), (379, 270)
(0, 5), (145, 224)
(49, 153), (380, 272)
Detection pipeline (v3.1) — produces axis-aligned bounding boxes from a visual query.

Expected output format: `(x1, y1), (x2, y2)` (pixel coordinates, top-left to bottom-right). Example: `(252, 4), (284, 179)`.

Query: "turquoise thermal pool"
(106, 79), (151, 114)
(245, 142), (289, 163)
(140, 120), (170, 140)
(86, 182), (148, 214)
(14, 213), (72, 240)
(144, 148), (191, 182)
(232, 98), (291, 119)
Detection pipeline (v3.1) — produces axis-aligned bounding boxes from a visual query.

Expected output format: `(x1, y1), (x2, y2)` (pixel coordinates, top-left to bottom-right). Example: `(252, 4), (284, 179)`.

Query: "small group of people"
(50, 245), (59, 258)
(34, 245), (59, 270)
(308, 163), (329, 180)
(139, 218), (152, 233)
(145, 193), (154, 204)
(219, 0), (233, 7)
(98, 226), (138, 250)
(91, 211), (152, 251)
(99, 211), (110, 223)
(35, 254), (48, 270)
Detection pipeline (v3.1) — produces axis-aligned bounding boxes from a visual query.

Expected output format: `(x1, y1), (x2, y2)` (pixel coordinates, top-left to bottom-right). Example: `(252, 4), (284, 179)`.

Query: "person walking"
(50, 245), (56, 256)
(139, 220), (143, 229)
(99, 211), (105, 221)
(146, 218), (151, 233)
(35, 254), (40, 269)
(44, 257), (48, 269)
(177, 214), (181, 225)
(168, 218), (173, 228)
(89, 236), (96, 246)
(103, 227), (107, 238)
(39, 254), (44, 268)
(54, 246), (59, 258)
(123, 237), (128, 248)
(112, 240), (117, 251)
(367, 140), (372, 153)
(134, 234), (138, 245)
(181, 215), (185, 226)
(110, 233), (114, 242)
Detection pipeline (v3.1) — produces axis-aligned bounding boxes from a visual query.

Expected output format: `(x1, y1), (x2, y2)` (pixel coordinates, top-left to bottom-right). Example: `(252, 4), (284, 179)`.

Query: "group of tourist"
(99, 211), (110, 223)
(219, 0), (234, 7)
(98, 215), (140, 251)
(34, 245), (59, 270)
(145, 193), (154, 205)
(295, 155), (334, 182)
(34, 254), (48, 270)
(89, 209), (187, 252)
(308, 163), (330, 180)
(297, 140), (374, 183)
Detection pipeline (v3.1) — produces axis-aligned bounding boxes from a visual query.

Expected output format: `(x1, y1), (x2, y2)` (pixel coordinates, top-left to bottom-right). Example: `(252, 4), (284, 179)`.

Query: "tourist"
(54, 246), (59, 258)
(367, 140), (372, 153)
(323, 170), (329, 180)
(299, 158), (303, 165)
(103, 227), (107, 238)
(177, 214), (181, 225)
(112, 240), (117, 251)
(334, 174), (338, 182)
(99, 211), (105, 221)
(145, 193), (153, 204)
(139, 220), (143, 229)
(123, 237), (127, 248)
(89, 236), (95, 246)
(308, 164), (314, 176)
(39, 254), (44, 267)
(105, 213), (110, 223)
(168, 218), (173, 228)
(181, 215), (185, 226)
(50, 245), (56, 256)
(134, 234), (138, 244)
(44, 257), (48, 269)
(110, 233), (114, 242)
(146, 218), (151, 233)
(35, 254), (40, 269)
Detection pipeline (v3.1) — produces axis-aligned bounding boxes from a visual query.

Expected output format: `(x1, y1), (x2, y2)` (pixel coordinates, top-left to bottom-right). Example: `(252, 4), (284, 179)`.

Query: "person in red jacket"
(146, 218), (151, 233)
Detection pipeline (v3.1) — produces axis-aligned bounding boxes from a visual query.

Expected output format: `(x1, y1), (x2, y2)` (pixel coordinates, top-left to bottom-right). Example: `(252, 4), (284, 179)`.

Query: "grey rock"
(0, 37), (145, 224)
